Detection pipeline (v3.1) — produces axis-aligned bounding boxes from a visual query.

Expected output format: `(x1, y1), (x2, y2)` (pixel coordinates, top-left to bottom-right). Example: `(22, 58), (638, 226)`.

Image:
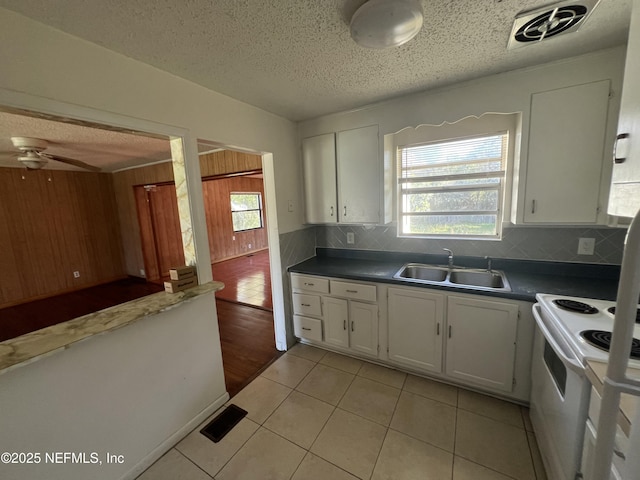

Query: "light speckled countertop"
(0, 281), (224, 375)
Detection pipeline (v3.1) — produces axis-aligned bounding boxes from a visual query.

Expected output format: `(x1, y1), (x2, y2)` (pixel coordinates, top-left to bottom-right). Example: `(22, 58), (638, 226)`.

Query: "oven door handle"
(532, 304), (585, 376)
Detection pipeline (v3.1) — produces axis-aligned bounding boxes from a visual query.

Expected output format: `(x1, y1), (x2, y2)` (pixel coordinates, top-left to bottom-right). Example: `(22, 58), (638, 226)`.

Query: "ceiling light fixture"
(350, 0), (424, 49)
(18, 151), (48, 170)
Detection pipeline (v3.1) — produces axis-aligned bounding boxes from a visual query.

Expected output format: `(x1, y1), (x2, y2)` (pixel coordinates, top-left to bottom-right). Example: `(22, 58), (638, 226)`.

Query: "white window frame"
(230, 192), (264, 232)
(393, 114), (520, 240)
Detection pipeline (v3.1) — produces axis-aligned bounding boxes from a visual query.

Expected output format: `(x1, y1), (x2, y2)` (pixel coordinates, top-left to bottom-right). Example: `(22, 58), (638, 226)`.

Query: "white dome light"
(350, 0), (424, 49)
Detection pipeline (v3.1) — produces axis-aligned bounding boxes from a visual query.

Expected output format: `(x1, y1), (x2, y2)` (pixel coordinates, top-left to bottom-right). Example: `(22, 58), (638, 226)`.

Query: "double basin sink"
(393, 263), (511, 292)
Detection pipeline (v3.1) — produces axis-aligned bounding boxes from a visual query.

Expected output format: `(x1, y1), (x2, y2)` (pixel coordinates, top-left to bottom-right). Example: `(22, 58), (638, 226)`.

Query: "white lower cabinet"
(323, 296), (379, 356)
(348, 301), (379, 356)
(323, 296), (349, 348)
(291, 273), (530, 399)
(387, 287), (520, 395)
(445, 295), (518, 392)
(387, 287), (444, 373)
(291, 274), (379, 358)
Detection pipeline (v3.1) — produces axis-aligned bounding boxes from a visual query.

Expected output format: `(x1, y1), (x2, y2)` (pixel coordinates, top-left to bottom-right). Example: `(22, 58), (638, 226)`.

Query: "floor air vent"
(507, 0), (600, 49)
(200, 404), (248, 443)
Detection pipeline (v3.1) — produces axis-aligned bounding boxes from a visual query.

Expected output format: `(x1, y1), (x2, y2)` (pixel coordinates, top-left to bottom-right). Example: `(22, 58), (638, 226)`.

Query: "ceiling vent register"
(507, 0), (600, 49)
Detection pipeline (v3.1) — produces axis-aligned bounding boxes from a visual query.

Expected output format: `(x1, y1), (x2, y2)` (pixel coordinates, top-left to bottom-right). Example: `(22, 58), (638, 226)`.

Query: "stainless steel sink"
(393, 263), (511, 292)
(394, 264), (448, 282)
(449, 269), (508, 289)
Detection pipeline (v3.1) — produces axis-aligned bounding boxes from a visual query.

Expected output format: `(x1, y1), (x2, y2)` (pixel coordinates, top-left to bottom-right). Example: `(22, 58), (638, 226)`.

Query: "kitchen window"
(395, 114), (518, 239)
(230, 192), (263, 232)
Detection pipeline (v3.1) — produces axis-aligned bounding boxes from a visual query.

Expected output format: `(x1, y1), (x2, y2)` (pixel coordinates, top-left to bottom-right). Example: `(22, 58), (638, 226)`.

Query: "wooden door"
(134, 184), (184, 281)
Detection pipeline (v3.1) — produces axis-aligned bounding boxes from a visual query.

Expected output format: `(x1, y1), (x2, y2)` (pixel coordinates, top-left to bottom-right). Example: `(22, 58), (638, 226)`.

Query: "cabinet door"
(524, 80), (610, 223)
(336, 125), (380, 224)
(302, 133), (337, 223)
(323, 296), (349, 348)
(446, 296), (518, 392)
(388, 287), (444, 373)
(349, 301), (378, 356)
(609, 2), (640, 218)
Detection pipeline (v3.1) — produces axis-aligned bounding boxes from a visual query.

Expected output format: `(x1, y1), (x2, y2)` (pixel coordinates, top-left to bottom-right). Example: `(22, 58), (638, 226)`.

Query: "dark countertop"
(288, 248), (620, 303)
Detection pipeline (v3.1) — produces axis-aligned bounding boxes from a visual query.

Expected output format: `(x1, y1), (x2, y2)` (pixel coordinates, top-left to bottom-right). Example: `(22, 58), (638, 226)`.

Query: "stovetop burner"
(607, 306), (640, 324)
(580, 330), (640, 359)
(553, 299), (599, 314)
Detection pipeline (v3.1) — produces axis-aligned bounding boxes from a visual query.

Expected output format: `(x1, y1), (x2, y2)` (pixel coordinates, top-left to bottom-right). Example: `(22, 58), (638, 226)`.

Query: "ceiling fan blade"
(40, 153), (101, 172)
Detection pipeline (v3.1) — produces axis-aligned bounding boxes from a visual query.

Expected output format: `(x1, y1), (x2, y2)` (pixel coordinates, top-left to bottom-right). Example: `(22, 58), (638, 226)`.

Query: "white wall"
(0, 294), (227, 480)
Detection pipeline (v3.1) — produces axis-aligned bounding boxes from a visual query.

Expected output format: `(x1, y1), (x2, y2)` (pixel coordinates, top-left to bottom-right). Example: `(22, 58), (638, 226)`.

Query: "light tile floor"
(137, 344), (547, 480)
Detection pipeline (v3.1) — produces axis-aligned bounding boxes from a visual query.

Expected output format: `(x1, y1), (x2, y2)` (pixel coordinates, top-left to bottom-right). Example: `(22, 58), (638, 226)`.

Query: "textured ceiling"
(0, 111), (172, 172)
(0, 0), (632, 121)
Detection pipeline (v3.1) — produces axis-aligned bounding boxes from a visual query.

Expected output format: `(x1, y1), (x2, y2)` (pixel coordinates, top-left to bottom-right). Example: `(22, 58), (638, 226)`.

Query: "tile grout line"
(172, 444), (216, 479)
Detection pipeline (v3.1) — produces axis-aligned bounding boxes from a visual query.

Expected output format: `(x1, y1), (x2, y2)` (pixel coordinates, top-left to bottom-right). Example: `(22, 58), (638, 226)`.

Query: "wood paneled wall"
(203, 176), (268, 262)
(112, 150), (263, 277)
(0, 168), (126, 308)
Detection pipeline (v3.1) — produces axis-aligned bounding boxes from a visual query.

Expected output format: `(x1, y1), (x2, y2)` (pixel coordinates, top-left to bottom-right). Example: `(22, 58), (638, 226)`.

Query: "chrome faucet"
(485, 256), (492, 272)
(443, 248), (454, 268)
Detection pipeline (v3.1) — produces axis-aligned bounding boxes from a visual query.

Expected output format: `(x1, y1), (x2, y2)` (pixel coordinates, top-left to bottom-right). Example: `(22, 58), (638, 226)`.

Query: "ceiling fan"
(7, 136), (101, 172)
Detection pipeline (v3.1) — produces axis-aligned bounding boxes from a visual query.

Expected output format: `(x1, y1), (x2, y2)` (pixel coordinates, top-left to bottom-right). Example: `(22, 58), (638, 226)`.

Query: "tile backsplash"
(315, 224), (626, 264)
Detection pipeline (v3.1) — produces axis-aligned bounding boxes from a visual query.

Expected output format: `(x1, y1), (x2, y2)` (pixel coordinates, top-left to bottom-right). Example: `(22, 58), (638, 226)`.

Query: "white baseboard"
(121, 391), (230, 479)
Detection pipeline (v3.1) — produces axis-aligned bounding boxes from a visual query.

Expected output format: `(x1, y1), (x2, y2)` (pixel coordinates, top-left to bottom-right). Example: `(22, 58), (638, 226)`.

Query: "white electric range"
(531, 293), (640, 480)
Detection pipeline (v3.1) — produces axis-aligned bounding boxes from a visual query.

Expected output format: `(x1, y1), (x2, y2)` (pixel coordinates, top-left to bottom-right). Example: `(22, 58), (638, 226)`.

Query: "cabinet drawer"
(293, 315), (323, 342)
(292, 293), (322, 317)
(291, 274), (329, 294)
(330, 280), (376, 302)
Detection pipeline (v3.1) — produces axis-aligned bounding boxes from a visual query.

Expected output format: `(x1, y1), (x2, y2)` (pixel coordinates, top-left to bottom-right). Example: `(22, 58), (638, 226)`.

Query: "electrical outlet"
(577, 237), (596, 255)
(248, 243), (252, 249)
(347, 232), (355, 244)
(73, 271), (80, 278)
(288, 200), (294, 212)
(140, 269), (146, 277)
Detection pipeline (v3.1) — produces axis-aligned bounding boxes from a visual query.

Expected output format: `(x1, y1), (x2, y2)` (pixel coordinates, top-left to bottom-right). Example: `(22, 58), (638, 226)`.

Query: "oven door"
(530, 304), (591, 480)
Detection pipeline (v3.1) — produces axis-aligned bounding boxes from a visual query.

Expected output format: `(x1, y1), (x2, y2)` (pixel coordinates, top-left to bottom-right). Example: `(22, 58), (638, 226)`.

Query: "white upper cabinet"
(521, 80), (611, 224)
(609, 0), (640, 218)
(302, 125), (381, 224)
(302, 133), (338, 223)
(336, 125), (380, 224)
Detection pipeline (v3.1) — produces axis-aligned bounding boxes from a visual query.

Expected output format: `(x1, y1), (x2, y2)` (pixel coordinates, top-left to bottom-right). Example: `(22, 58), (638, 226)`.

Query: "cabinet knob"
(614, 133), (630, 164)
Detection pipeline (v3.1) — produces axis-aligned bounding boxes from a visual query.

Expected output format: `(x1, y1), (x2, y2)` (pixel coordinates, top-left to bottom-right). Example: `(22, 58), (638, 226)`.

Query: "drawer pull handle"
(351, 321), (354, 332)
(448, 325), (452, 338)
(346, 289), (358, 294)
(330, 206), (334, 217)
(531, 199), (536, 214)
(301, 303), (311, 307)
(614, 449), (626, 460)
(437, 323), (440, 335)
(343, 320), (347, 330)
(302, 327), (311, 331)
(344, 206), (347, 216)
(304, 282), (315, 286)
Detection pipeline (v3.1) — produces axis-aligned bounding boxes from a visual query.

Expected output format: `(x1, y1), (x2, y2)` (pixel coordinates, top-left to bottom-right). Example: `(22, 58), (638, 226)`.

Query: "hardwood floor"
(212, 249), (273, 311)
(215, 298), (281, 397)
(0, 277), (164, 342)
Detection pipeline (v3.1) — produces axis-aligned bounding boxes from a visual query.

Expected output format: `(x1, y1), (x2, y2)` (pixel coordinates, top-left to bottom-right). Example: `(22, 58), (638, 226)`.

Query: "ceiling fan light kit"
(9, 136), (100, 172)
(18, 151), (48, 170)
(350, 0), (424, 49)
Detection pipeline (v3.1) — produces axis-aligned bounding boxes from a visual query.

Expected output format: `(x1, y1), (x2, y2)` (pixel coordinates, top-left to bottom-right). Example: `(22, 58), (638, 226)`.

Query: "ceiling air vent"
(507, 0), (600, 49)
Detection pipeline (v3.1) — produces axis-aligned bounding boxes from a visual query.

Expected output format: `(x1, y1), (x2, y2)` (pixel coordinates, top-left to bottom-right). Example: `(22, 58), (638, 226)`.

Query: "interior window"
(394, 114), (518, 240)
(230, 192), (264, 231)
